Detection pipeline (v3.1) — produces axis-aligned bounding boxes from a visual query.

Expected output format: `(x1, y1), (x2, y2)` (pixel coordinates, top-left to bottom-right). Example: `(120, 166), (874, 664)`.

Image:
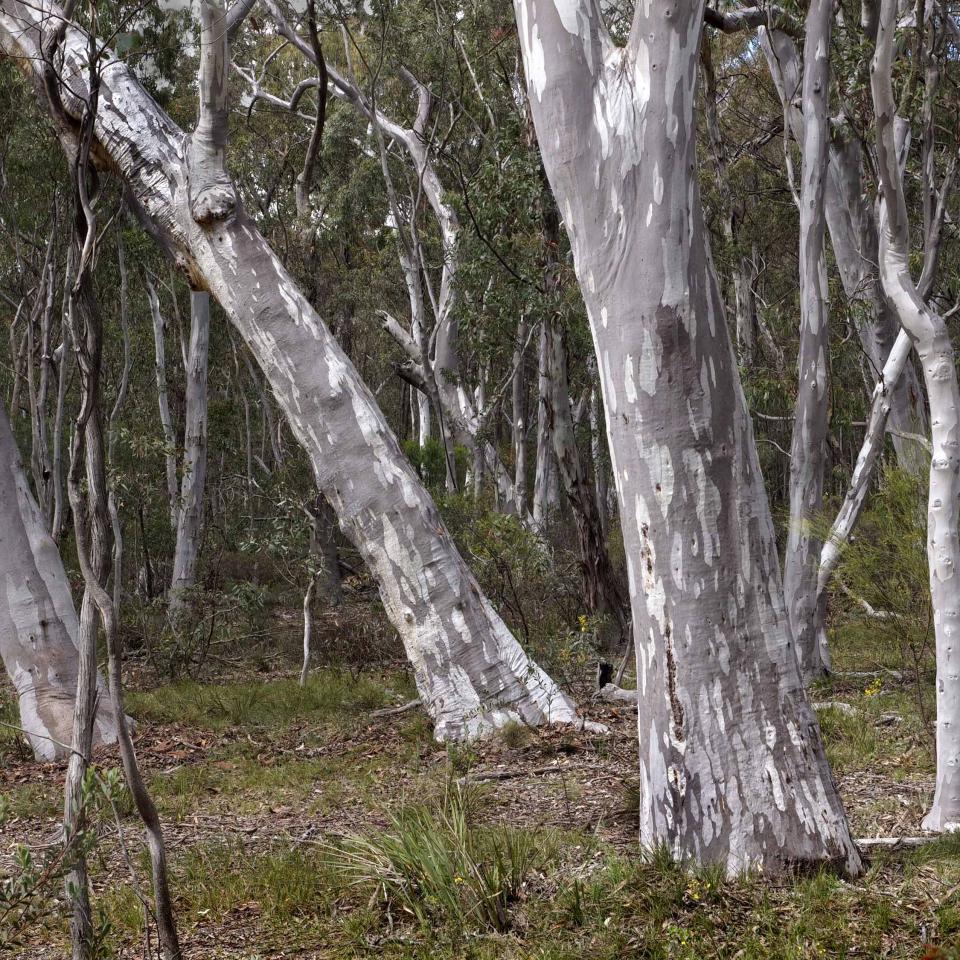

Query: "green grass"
(126, 670), (397, 732)
(326, 780), (557, 935)
(6, 617), (957, 960)
(97, 841), (342, 951)
(147, 743), (393, 819)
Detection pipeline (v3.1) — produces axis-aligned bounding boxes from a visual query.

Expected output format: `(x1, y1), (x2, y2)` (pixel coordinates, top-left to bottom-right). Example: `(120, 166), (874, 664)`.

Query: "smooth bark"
(515, 0), (860, 874)
(168, 290), (211, 621)
(0, 400), (117, 760)
(871, 0), (960, 832)
(782, 0), (834, 682)
(760, 27), (929, 475)
(533, 321), (560, 527)
(146, 278), (181, 532)
(818, 327), (914, 601)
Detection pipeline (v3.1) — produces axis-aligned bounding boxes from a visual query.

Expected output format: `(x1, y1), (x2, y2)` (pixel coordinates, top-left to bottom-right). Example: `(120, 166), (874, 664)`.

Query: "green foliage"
(326, 781), (557, 934)
(440, 493), (563, 637)
(403, 437), (449, 488)
(830, 467), (934, 684)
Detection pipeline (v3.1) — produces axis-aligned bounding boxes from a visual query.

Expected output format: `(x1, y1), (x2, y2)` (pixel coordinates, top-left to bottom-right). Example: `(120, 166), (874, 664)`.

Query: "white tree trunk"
(169, 290), (210, 621)
(825, 133), (929, 474)
(0, 0), (583, 741)
(782, 0), (834, 682)
(147, 278), (181, 532)
(0, 401), (117, 759)
(871, 1), (960, 832)
(515, 0), (860, 874)
(512, 315), (529, 517)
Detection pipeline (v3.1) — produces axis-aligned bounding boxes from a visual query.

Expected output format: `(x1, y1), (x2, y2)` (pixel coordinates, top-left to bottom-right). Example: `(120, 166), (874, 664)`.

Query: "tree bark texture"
(515, 0), (860, 875)
(0, 401), (117, 760)
(168, 290), (211, 621)
(782, 0), (834, 682)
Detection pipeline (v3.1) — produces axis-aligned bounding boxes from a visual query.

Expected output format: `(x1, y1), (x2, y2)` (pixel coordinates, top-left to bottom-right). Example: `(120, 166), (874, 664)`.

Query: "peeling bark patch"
(664, 623), (685, 743)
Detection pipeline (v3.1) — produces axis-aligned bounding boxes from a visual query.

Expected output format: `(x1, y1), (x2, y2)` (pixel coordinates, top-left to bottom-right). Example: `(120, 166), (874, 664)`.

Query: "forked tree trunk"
(515, 0), (860, 874)
(0, 401), (117, 760)
(818, 328), (913, 603)
(824, 133), (929, 473)
(0, 0), (583, 741)
(871, 1), (960, 833)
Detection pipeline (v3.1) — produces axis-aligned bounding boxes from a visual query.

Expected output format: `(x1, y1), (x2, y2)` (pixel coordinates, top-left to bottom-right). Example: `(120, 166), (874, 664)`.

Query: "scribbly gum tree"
(0, 0), (587, 743)
(513, 0), (860, 874)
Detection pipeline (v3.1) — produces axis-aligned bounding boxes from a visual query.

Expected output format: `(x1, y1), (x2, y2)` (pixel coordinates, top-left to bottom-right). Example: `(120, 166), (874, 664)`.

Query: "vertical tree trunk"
(309, 494), (342, 605)
(147, 278), (181, 532)
(512, 315), (529, 518)
(67, 219), (183, 960)
(783, 0), (834, 682)
(824, 133), (929, 474)
(760, 26), (929, 475)
(544, 312), (626, 647)
(27, 249), (56, 527)
(588, 365), (608, 538)
(701, 35), (756, 365)
(515, 0), (860, 874)
(0, 0), (584, 741)
(532, 321), (559, 528)
(300, 494), (342, 686)
(299, 573), (317, 687)
(51, 248), (73, 542)
(169, 290), (210, 621)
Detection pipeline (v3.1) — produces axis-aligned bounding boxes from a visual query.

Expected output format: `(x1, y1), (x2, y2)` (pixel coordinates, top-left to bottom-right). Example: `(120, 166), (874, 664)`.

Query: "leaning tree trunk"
(168, 290), (211, 622)
(515, 0), (860, 875)
(0, 401), (117, 760)
(0, 0), (583, 741)
(871, 0), (960, 833)
(782, 0), (834, 682)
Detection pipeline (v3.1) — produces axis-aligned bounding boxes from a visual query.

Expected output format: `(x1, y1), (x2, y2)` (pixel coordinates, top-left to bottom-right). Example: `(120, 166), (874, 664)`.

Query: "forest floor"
(1, 619), (958, 959)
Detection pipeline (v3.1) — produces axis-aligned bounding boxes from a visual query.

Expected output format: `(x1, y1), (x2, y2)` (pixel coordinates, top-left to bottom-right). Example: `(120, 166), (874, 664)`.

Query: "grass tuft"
(325, 780), (556, 934)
